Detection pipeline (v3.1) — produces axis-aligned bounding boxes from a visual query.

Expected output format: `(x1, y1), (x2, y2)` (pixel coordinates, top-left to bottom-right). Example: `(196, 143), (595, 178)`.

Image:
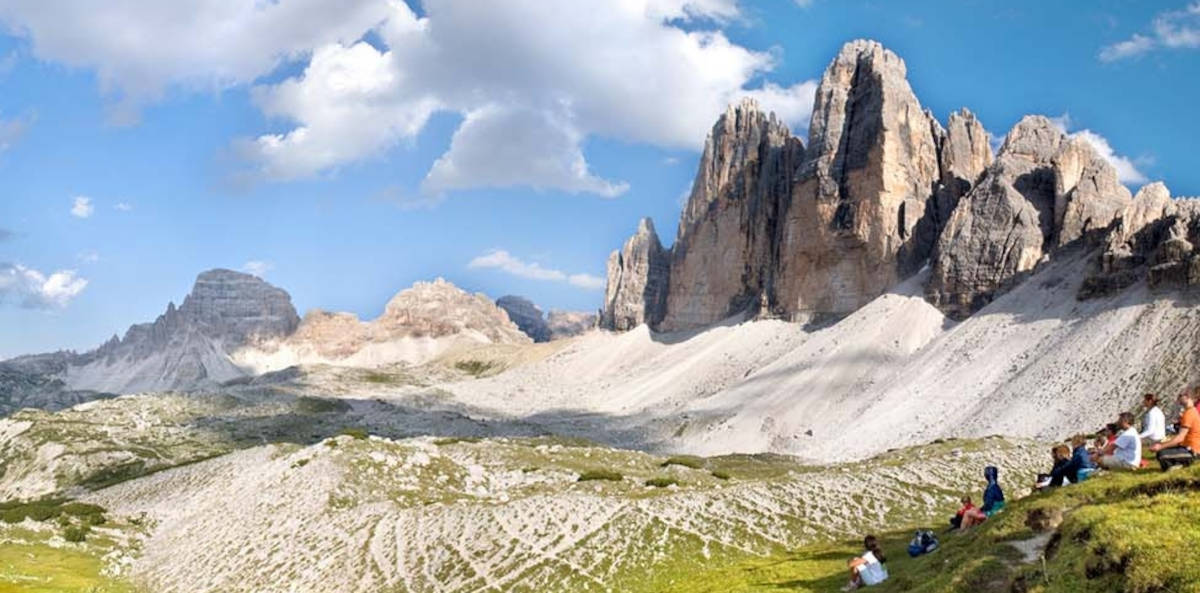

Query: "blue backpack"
(907, 530), (939, 557)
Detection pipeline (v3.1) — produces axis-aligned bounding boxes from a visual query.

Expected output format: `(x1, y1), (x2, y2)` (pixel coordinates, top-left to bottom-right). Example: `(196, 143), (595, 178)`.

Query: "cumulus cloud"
(70, 196), (94, 218)
(0, 263), (88, 308)
(76, 250), (100, 264)
(468, 249), (604, 291)
(1099, 3), (1200, 61)
(0, 0), (393, 123)
(114, 202), (133, 211)
(242, 260), (274, 277)
(237, 0), (817, 195)
(1049, 114), (1148, 185)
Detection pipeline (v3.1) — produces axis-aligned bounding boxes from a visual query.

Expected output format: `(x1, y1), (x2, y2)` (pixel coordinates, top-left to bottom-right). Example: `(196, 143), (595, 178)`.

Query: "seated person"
(1151, 391), (1200, 471)
(843, 535), (888, 591)
(1090, 424), (1118, 465)
(962, 467), (1005, 527)
(950, 496), (975, 529)
(1067, 435), (1098, 481)
(1141, 393), (1166, 444)
(1045, 444), (1072, 488)
(1099, 413), (1141, 470)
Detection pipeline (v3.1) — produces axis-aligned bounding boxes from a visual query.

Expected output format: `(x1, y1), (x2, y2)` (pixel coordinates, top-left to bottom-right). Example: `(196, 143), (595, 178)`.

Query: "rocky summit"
(600, 39), (1175, 330)
(496, 295), (595, 342)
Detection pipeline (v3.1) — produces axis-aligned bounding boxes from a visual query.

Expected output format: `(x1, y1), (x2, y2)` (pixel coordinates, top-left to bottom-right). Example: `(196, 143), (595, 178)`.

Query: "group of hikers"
(840, 388), (1200, 590)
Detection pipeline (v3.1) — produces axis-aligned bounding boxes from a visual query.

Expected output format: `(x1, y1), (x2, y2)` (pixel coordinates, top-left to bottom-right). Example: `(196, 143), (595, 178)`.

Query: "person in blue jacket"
(961, 466), (1005, 527)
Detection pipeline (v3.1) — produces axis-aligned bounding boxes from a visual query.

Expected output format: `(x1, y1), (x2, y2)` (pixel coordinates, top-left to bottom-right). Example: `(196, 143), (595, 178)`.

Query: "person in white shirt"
(842, 535), (888, 591)
(1140, 393), (1166, 443)
(1100, 412), (1142, 470)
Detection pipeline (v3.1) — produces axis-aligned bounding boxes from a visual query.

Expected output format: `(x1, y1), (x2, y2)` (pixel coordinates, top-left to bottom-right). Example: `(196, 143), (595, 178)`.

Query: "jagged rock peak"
(660, 96), (804, 330)
(928, 115), (1132, 318)
(600, 217), (671, 331)
(772, 38), (943, 317)
(177, 269), (300, 344)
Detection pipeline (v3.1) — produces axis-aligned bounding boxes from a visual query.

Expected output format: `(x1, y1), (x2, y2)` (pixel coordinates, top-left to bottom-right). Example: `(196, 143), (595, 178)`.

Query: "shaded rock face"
(660, 99), (804, 330)
(927, 116), (1131, 318)
(600, 218), (671, 331)
(932, 109), (994, 230)
(1081, 183), (1200, 297)
(773, 40), (944, 317)
(495, 296), (551, 342)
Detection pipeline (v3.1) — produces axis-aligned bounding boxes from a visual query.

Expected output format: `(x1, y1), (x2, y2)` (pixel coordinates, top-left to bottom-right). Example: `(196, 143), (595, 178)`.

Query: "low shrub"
(577, 470), (623, 482)
(338, 427), (369, 440)
(710, 470), (731, 480)
(644, 477), (680, 488)
(454, 360), (496, 377)
(62, 524), (90, 543)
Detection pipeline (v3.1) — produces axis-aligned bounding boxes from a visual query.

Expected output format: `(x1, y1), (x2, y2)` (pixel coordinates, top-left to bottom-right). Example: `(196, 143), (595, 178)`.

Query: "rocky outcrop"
(773, 40), (943, 317)
(600, 218), (671, 331)
(496, 296), (551, 342)
(660, 99), (804, 330)
(927, 116), (1132, 318)
(932, 108), (994, 228)
(497, 296), (595, 342)
(1081, 183), (1200, 297)
(61, 269), (301, 392)
(545, 310), (596, 340)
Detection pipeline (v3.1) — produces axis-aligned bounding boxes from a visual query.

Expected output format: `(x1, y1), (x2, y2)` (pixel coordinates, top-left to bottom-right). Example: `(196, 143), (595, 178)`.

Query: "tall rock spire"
(773, 39), (943, 316)
(599, 218), (671, 331)
(658, 98), (804, 330)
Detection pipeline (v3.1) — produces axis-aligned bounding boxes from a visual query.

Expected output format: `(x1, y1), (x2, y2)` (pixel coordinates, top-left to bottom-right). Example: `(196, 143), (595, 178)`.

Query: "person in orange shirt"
(1150, 390), (1200, 471)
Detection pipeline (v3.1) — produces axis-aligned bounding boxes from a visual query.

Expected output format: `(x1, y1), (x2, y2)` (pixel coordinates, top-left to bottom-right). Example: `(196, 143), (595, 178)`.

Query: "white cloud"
(423, 105), (628, 197)
(114, 202), (133, 211)
(238, 0), (818, 195)
(0, 0), (393, 123)
(70, 196), (93, 218)
(1099, 3), (1200, 62)
(0, 263), (87, 309)
(242, 260), (274, 277)
(1050, 113), (1148, 186)
(468, 249), (604, 291)
(372, 185), (445, 211)
(1099, 33), (1156, 61)
(0, 114), (29, 151)
(568, 273), (607, 290)
(76, 250), (100, 264)
(1072, 130), (1148, 185)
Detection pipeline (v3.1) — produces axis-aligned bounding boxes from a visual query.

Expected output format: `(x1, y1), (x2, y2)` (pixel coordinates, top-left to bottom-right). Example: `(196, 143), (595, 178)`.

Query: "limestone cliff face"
(600, 219), (671, 331)
(933, 109), (994, 228)
(659, 99), (803, 330)
(1081, 183), (1200, 297)
(773, 39), (943, 317)
(928, 116), (1131, 318)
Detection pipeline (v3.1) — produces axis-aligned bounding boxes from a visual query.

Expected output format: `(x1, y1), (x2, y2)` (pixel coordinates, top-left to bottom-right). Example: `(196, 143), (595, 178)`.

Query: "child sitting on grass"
(842, 535), (888, 591)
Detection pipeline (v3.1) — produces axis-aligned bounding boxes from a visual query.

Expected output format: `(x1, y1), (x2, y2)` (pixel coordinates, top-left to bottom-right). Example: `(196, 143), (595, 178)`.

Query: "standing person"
(842, 535), (888, 591)
(1141, 393), (1166, 444)
(1099, 413), (1141, 470)
(1150, 391), (1200, 471)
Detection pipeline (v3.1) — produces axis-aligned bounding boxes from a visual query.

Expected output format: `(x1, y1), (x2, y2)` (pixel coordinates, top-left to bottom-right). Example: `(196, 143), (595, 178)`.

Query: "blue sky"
(0, 0), (1197, 358)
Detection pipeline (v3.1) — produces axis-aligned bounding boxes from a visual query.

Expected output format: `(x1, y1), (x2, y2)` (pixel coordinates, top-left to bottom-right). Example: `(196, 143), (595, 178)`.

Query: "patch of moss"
(338, 427), (369, 440)
(454, 360), (497, 377)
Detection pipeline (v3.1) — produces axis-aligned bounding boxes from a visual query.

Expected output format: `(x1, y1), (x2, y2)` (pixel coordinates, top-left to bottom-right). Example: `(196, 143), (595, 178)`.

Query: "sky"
(0, 0), (1198, 359)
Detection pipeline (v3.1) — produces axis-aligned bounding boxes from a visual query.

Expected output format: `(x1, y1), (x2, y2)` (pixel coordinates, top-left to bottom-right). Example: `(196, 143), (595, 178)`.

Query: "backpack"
(907, 530), (939, 557)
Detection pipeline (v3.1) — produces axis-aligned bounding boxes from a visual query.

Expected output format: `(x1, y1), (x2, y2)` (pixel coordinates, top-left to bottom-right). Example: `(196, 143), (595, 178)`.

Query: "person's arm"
(1152, 425), (1187, 451)
(1141, 413), (1155, 439)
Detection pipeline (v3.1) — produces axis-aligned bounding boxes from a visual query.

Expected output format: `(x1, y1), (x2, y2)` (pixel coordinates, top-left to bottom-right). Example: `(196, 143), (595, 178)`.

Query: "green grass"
(661, 456), (706, 470)
(659, 465), (1200, 593)
(338, 427), (369, 440)
(0, 540), (134, 592)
